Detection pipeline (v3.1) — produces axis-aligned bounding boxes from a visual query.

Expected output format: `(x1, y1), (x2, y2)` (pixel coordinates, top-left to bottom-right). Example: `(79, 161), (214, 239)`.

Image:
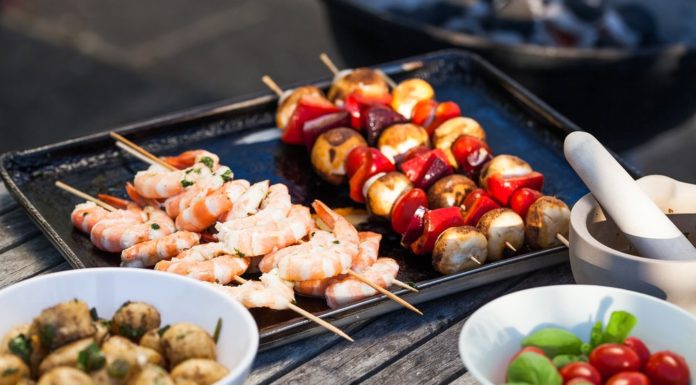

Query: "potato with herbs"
(30, 300), (95, 351)
(36, 367), (94, 385)
(161, 324), (216, 368)
(38, 338), (94, 375)
(1, 325), (29, 355)
(138, 329), (163, 356)
(0, 354), (30, 385)
(126, 364), (173, 385)
(101, 337), (163, 369)
(171, 359), (229, 385)
(110, 302), (160, 343)
(310, 128), (366, 185)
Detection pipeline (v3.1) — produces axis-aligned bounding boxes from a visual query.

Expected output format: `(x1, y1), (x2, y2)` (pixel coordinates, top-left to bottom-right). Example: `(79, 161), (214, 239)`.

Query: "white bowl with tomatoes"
(459, 284), (696, 385)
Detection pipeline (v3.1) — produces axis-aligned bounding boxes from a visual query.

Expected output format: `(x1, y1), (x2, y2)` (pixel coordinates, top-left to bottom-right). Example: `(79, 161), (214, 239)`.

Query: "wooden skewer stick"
(261, 75), (284, 97)
(110, 132), (176, 171)
(116, 142), (159, 167)
(319, 53), (340, 76)
(391, 279), (418, 292)
(347, 269), (423, 315)
(556, 233), (570, 247)
(505, 241), (518, 253)
(55, 181), (117, 212)
(232, 276), (353, 342)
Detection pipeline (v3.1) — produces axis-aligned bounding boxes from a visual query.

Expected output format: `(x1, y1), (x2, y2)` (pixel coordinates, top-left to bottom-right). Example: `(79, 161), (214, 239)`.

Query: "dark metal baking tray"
(0, 50), (631, 350)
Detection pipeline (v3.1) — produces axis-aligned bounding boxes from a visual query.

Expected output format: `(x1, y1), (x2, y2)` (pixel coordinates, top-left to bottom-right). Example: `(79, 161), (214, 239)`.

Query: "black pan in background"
(321, 0), (696, 152)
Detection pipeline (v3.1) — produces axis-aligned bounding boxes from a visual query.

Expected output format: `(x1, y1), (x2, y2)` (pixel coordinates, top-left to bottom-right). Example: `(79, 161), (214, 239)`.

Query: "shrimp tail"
(126, 182), (161, 208)
(97, 194), (131, 210)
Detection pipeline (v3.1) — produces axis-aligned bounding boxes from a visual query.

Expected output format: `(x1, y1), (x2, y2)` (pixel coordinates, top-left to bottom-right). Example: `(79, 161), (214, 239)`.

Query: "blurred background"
(1, 0), (695, 180)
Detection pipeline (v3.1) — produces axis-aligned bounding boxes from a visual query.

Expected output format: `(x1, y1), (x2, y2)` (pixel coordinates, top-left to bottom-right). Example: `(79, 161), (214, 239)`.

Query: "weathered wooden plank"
(0, 184), (19, 214)
(0, 208), (41, 253)
(0, 236), (64, 288)
(449, 373), (478, 385)
(265, 273), (528, 385)
(362, 264), (575, 385)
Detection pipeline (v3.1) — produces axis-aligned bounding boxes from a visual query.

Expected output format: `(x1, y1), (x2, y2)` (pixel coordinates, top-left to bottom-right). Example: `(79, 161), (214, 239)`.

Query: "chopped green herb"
(221, 169), (233, 182)
(333, 240), (340, 244)
(158, 325), (170, 337)
(107, 358), (130, 379)
(77, 343), (106, 372)
(151, 223), (161, 230)
(90, 307), (98, 321)
(8, 334), (31, 365)
(180, 179), (194, 187)
(200, 156), (215, 170)
(39, 324), (56, 349)
(234, 248), (245, 258)
(213, 318), (222, 343)
(192, 168), (202, 174)
(185, 168), (193, 174)
(1, 368), (18, 377)
(118, 324), (145, 342)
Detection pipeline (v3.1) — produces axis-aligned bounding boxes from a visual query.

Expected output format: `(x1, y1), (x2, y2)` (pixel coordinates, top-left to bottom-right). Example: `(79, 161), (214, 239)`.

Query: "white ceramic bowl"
(459, 285), (696, 385)
(570, 175), (696, 314)
(0, 268), (258, 385)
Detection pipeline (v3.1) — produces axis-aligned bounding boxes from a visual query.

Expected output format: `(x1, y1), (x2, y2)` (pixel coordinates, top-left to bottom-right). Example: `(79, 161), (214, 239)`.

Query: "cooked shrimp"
(217, 183), (291, 230)
(134, 164), (187, 199)
(164, 166), (235, 218)
(121, 231), (200, 268)
(161, 150), (220, 170)
(293, 231), (381, 297)
(215, 269), (294, 310)
(217, 204), (313, 257)
(273, 200), (358, 281)
(222, 180), (269, 221)
(175, 188), (232, 232)
(157, 254), (249, 284)
(325, 257), (399, 308)
(70, 202), (109, 234)
(90, 206), (175, 252)
(125, 182), (161, 208)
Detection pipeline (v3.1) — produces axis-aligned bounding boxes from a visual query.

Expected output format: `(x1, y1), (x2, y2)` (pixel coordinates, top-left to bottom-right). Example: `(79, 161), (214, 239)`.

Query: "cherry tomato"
(510, 346), (546, 361)
(589, 343), (641, 380)
(560, 362), (601, 385)
(566, 378), (596, 385)
(347, 148), (394, 203)
(391, 188), (428, 234)
(509, 188), (543, 219)
(345, 146), (370, 179)
(644, 351), (690, 385)
(624, 337), (650, 368)
(605, 372), (650, 385)
(451, 135), (493, 179)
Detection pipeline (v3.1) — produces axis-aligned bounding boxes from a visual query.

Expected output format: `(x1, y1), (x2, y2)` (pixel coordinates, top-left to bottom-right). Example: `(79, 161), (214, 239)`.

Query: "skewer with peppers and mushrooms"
(262, 53), (570, 276)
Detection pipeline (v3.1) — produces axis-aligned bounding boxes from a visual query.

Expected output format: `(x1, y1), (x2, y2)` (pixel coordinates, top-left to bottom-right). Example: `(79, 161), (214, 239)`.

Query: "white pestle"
(564, 132), (696, 261)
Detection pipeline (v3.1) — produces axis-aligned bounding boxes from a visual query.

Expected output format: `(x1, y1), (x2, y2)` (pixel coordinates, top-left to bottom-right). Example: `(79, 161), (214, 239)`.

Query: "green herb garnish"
(1, 368), (18, 377)
(90, 307), (98, 321)
(221, 169), (233, 182)
(506, 352), (562, 385)
(200, 156), (214, 170)
(158, 325), (170, 337)
(333, 240), (340, 244)
(8, 334), (31, 365)
(213, 318), (222, 343)
(234, 248), (245, 258)
(118, 324), (145, 342)
(180, 179), (194, 188)
(77, 343), (106, 372)
(107, 358), (130, 379)
(151, 223), (160, 230)
(39, 324), (56, 349)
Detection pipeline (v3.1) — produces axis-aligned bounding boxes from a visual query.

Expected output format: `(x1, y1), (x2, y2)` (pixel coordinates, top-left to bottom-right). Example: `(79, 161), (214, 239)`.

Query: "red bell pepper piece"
(399, 149), (452, 189)
(509, 188), (543, 219)
(451, 135), (493, 179)
(283, 94), (339, 145)
(462, 195), (500, 226)
(411, 207), (465, 255)
(401, 205), (428, 247)
(394, 145), (430, 166)
(344, 91), (393, 130)
(348, 147), (395, 203)
(411, 100), (461, 135)
(462, 188), (490, 210)
(391, 188), (428, 234)
(487, 171), (545, 206)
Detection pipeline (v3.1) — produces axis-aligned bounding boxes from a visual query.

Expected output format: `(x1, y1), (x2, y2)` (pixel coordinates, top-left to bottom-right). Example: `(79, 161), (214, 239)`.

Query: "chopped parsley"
(39, 324), (56, 349)
(200, 156), (215, 170)
(221, 169), (233, 182)
(107, 358), (130, 379)
(158, 325), (170, 337)
(77, 343), (106, 372)
(180, 179), (194, 188)
(151, 223), (160, 230)
(8, 334), (31, 365)
(234, 248), (245, 258)
(118, 324), (145, 342)
(333, 240), (340, 244)
(90, 307), (98, 321)
(213, 318), (222, 343)
(1, 368), (18, 377)
(192, 168), (202, 174)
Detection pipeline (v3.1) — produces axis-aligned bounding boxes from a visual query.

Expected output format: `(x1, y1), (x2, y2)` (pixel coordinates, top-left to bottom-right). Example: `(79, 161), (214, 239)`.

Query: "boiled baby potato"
(38, 338), (93, 375)
(310, 128), (366, 185)
(138, 329), (163, 357)
(125, 364), (174, 385)
(161, 324), (216, 367)
(37, 367), (94, 385)
(171, 359), (229, 385)
(93, 322), (108, 346)
(0, 325), (29, 355)
(30, 300), (95, 351)
(111, 302), (161, 343)
(102, 336), (163, 369)
(0, 354), (30, 385)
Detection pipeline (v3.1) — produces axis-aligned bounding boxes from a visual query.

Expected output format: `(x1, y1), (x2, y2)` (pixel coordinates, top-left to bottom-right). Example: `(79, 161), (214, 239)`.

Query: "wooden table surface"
(0, 182), (575, 385)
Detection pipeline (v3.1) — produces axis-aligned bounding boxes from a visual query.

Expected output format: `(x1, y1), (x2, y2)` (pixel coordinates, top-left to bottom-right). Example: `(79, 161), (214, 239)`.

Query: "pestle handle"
(564, 132), (696, 261)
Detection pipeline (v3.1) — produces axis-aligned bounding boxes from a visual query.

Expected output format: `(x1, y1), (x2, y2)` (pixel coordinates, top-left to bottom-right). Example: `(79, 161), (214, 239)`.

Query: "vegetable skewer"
(56, 181), (355, 342)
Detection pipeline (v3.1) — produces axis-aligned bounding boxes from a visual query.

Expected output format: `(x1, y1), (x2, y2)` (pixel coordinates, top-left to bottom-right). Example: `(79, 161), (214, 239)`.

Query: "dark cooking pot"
(321, 0), (696, 151)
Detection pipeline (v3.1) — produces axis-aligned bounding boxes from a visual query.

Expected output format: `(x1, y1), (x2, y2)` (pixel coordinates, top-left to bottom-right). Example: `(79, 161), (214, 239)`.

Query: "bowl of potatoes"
(0, 268), (258, 385)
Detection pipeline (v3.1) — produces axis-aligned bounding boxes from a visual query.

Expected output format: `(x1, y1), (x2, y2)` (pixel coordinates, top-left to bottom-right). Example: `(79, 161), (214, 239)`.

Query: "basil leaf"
(589, 321), (603, 348)
(602, 311), (637, 344)
(580, 343), (592, 356)
(522, 328), (583, 357)
(552, 354), (587, 369)
(507, 352), (562, 385)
